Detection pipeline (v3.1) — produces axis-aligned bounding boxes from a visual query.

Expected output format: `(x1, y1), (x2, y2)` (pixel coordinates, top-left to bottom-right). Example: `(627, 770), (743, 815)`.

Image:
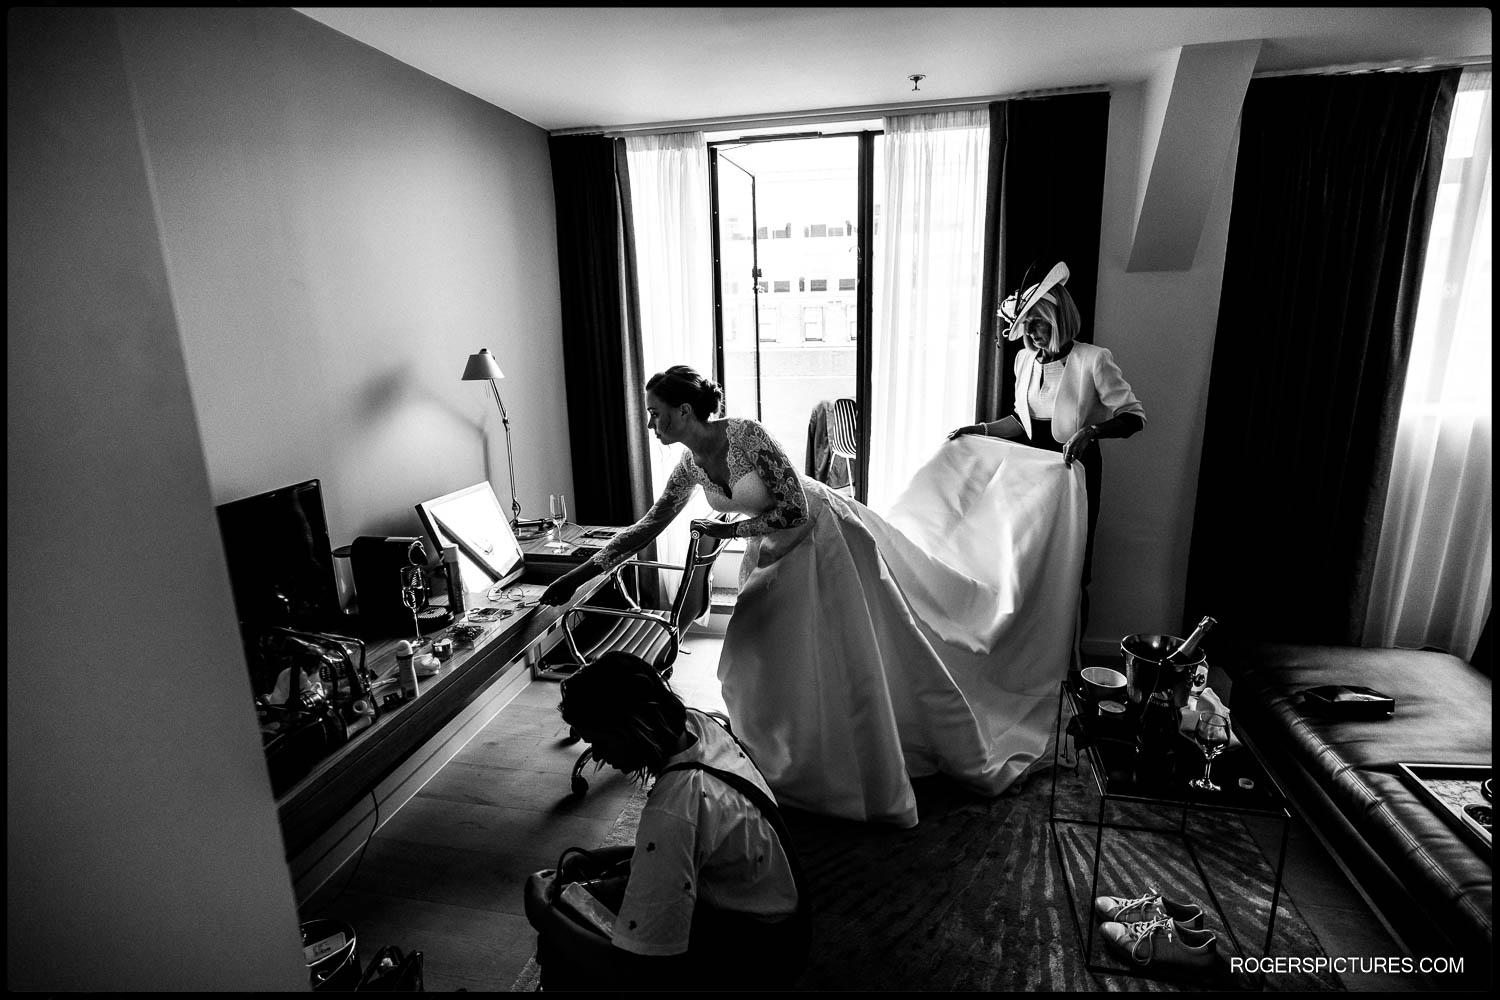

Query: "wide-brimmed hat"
(998, 261), (1070, 341)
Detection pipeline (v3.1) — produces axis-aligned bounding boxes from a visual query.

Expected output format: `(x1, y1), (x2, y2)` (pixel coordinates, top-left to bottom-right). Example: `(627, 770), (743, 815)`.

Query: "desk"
(514, 520), (624, 567)
(274, 531), (618, 859)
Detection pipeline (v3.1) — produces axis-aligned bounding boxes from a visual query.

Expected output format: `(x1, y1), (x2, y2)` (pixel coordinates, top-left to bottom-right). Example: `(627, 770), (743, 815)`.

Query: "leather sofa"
(1218, 642), (1492, 988)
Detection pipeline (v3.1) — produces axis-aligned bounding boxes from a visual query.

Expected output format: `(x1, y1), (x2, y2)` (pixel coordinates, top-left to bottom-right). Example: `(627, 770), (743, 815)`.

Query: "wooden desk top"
(273, 527), (622, 857)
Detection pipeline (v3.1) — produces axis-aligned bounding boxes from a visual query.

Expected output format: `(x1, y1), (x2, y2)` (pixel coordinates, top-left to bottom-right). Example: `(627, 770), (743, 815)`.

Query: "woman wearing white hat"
(949, 261), (1145, 630)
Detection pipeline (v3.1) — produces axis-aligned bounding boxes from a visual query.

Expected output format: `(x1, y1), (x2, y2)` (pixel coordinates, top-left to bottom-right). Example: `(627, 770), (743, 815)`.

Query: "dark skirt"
(1023, 419), (1101, 590)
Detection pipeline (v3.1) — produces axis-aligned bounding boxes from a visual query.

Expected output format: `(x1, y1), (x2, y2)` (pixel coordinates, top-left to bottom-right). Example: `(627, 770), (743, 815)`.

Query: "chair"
(828, 397), (859, 495)
(560, 516), (733, 795)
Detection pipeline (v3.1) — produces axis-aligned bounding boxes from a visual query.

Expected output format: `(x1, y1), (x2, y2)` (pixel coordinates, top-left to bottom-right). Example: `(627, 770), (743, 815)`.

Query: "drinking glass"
(399, 565), (426, 640)
(548, 493), (569, 548)
(1189, 710), (1230, 791)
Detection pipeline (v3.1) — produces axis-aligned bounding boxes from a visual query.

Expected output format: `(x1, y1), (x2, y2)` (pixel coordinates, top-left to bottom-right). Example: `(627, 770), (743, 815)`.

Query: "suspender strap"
(659, 759), (810, 919)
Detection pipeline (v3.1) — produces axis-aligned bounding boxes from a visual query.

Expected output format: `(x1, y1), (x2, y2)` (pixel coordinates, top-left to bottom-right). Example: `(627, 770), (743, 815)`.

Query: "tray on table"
(1396, 762), (1492, 854)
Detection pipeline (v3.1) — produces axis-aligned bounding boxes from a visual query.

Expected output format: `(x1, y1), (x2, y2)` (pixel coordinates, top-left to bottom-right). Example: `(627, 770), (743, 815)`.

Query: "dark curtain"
(548, 135), (651, 526)
(977, 92), (1111, 422)
(974, 102), (1008, 419)
(613, 140), (653, 521)
(1183, 70), (1459, 647)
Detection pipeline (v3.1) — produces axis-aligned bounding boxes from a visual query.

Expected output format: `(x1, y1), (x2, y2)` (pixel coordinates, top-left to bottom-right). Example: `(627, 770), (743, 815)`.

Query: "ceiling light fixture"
(908, 74), (925, 91)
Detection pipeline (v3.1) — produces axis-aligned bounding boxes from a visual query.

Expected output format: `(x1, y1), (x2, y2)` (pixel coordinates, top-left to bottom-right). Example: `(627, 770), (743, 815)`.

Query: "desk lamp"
(462, 348), (544, 530)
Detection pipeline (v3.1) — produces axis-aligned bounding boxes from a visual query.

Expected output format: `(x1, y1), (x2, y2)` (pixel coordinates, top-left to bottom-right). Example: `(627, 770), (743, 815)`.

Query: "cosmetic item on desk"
(432, 637), (453, 661)
(414, 652), (442, 678)
(396, 640), (420, 700)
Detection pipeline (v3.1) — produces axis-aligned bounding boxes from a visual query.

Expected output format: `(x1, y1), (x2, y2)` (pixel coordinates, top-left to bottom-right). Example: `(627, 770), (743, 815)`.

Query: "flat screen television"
(415, 481), (526, 599)
(216, 479), (342, 662)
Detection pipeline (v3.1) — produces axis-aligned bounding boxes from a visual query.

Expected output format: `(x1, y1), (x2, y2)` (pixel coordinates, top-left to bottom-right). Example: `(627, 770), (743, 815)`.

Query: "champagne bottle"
(1165, 616), (1216, 664)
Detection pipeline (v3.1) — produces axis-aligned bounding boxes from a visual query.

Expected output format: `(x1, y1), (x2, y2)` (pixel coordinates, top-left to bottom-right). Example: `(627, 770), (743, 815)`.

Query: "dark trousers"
(1023, 419), (1102, 634)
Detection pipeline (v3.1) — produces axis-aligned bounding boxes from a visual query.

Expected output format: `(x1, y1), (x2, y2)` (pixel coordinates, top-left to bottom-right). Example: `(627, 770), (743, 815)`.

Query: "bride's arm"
(539, 457), (698, 605)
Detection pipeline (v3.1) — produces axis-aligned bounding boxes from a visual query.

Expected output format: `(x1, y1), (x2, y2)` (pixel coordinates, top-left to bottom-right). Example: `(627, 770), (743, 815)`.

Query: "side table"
(1048, 676), (1291, 986)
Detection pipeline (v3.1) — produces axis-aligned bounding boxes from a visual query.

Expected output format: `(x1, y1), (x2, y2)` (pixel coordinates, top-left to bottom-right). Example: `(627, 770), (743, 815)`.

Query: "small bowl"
(1081, 666), (1128, 701)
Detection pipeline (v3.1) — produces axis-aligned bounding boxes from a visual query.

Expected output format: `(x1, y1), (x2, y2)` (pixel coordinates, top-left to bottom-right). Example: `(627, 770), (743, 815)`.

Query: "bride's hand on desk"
(539, 565), (597, 606)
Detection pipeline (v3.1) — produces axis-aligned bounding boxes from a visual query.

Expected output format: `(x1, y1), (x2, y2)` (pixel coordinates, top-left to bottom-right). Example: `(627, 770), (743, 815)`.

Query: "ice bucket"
(1119, 633), (1204, 708)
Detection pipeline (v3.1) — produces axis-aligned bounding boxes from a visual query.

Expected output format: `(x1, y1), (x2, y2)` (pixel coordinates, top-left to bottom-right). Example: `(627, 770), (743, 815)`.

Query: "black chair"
(828, 397), (858, 495)
(560, 516), (733, 795)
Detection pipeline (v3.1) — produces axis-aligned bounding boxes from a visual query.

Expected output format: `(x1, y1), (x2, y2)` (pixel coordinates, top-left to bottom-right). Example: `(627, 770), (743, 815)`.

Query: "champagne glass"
(399, 565), (426, 640)
(547, 493), (569, 548)
(1189, 711), (1229, 791)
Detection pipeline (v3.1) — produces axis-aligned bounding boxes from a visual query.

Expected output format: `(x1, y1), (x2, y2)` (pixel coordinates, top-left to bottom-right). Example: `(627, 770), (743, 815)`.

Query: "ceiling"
(295, 7), (1492, 133)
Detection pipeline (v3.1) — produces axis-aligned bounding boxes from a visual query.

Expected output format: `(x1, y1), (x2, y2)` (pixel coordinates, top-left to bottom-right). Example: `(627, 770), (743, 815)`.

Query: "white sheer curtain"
(1364, 70), (1492, 659)
(868, 110), (990, 511)
(623, 132), (716, 589)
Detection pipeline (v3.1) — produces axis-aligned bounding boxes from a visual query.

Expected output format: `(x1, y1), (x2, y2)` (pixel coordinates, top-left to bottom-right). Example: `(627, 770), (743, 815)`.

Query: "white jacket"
(1014, 341), (1146, 443)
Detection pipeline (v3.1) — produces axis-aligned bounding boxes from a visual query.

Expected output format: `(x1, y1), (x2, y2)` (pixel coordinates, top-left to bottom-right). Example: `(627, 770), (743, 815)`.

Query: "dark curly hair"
(645, 365), (724, 421)
(558, 651), (687, 783)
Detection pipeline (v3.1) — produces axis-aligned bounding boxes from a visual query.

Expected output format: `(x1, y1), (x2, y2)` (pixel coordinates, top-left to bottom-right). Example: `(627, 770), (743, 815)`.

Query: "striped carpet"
(514, 756), (1341, 992)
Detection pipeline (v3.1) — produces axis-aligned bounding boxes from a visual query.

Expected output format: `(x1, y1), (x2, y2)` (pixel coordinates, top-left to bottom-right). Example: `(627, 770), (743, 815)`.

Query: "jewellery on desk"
(448, 624), (486, 645)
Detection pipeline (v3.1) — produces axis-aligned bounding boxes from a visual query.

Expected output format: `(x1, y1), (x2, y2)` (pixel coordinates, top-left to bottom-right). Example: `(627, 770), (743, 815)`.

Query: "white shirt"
(610, 710), (799, 956)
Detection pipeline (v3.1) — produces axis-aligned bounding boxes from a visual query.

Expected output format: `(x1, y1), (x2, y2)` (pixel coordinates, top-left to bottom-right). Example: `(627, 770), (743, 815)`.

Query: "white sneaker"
(1093, 887), (1205, 930)
(1100, 915), (1218, 971)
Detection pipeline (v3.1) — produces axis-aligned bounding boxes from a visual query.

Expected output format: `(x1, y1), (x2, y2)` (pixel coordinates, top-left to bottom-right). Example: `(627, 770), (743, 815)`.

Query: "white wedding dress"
(590, 419), (1087, 828)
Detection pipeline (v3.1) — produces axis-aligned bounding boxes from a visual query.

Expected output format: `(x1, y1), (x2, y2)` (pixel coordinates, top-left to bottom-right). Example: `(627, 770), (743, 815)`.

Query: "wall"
(1085, 81), (1240, 652)
(115, 7), (570, 541)
(7, 7), (568, 990)
(7, 9), (306, 990)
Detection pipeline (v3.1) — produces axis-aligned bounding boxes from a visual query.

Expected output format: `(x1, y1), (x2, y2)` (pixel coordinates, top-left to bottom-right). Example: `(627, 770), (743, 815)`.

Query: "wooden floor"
(303, 627), (1423, 992)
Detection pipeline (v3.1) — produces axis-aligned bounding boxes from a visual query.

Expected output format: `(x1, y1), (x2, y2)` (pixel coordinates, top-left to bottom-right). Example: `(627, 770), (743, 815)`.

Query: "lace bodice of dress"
(589, 417), (810, 572)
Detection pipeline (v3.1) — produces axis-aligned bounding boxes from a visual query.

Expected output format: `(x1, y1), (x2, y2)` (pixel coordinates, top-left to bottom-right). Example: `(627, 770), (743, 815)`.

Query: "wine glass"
(547, 493), (569, 548)
(1189, 711), (1230, 791)
(399, 565), (426, 640)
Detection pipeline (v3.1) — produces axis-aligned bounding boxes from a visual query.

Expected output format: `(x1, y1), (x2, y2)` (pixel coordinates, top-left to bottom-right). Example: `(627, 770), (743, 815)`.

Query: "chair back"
(668, 519), (732, 630)
(829, 397), (859, 460)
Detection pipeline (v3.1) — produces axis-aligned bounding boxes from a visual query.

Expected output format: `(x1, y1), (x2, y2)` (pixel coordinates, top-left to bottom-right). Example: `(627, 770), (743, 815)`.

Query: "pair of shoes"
(1100, 914), (1219, 971)
(1093, 887), (1204, 930)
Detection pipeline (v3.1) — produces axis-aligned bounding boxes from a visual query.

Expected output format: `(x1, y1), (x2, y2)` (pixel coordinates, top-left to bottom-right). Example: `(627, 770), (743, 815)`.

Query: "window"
(772, 224), (791, 239)
(758, 308), (777, 342)
(803, 306), (825, 342)
(809, 223), (827, 238)
(1363, 71), (1492, 659)
(810, 278), (828, 292)
(838, 277), (858, 291)
(773, 280), (790, 293)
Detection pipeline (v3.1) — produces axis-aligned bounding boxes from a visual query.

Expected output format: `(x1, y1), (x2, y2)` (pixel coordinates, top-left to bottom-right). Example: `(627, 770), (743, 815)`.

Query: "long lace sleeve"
(730, 420), (809, 538)
(586, 454), (700, 572)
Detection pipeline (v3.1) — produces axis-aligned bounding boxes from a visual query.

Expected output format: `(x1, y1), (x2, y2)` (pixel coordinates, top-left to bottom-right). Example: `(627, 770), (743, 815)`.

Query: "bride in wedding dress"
(541, 366), (1086, 828)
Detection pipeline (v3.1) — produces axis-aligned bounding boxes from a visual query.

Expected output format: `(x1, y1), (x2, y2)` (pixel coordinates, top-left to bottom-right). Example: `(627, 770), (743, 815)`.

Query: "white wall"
(1086, 81), (1240, 652)
(7, 9), (307, 990)
(7, 7), (569, 990)
(115, 7), (571, 542)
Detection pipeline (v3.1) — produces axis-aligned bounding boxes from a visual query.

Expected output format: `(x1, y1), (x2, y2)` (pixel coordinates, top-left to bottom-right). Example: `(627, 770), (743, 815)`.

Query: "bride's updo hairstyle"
(645, 365), (724, 421)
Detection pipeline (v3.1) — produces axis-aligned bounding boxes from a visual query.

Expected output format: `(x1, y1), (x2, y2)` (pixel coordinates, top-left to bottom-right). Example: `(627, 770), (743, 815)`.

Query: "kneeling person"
(528, 651), (809, 990)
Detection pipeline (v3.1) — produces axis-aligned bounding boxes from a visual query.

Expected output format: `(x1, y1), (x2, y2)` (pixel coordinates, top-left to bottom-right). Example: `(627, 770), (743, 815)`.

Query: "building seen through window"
(710, 129), (883, 455)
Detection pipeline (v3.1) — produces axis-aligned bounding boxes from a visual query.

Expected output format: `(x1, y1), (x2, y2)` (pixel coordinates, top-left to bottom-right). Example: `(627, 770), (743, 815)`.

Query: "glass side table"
(1048, 675), (1291, 987)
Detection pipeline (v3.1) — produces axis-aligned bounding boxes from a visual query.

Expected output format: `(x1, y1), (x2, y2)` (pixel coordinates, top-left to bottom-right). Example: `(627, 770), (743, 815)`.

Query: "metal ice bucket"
(1119, 633), (1204, 708)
